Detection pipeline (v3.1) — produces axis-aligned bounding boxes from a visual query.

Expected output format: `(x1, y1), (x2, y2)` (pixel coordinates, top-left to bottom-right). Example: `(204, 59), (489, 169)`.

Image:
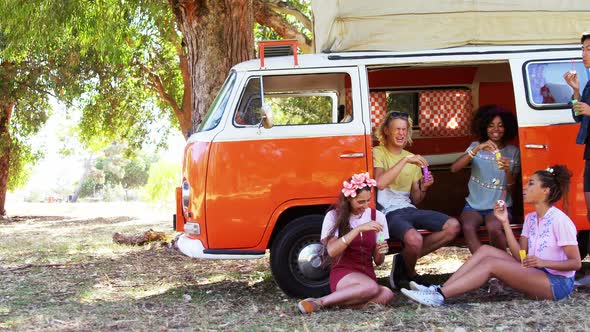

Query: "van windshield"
(197, 70), (237, 132)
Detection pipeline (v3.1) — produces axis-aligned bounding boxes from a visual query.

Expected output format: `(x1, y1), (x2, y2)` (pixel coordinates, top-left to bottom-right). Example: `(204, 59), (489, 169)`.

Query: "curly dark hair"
(471, 105), (518, 143)
(534, 165), (572, 212)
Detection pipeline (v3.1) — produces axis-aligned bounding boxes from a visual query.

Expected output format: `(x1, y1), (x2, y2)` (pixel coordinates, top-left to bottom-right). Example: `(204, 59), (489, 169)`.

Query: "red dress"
(329, 230), (377, 292)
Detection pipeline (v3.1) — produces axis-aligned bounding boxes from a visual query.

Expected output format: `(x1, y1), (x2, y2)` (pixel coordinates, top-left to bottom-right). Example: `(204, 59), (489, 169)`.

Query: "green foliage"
(0, 0), (182, 194)
(79, 177), (99, 198)
(141, 158), (180, 204)
(270, 95), (333, 125)
(78, 144), (154, 199)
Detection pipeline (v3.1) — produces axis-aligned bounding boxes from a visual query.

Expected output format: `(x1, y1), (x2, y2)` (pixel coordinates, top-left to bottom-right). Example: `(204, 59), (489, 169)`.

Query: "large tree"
(0, 0), (312, 217)
(169, 0), (312, 131)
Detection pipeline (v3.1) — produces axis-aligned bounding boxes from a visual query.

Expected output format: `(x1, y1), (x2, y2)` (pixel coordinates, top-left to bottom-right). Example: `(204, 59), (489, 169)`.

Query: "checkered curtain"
(347, 89), (388, 132)
(418, 90), (472, 137)
(369, 91), (387, 132)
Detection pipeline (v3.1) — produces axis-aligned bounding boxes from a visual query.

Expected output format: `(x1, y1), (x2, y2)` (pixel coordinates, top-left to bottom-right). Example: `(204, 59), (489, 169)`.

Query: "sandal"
(297, 298), (320, 314)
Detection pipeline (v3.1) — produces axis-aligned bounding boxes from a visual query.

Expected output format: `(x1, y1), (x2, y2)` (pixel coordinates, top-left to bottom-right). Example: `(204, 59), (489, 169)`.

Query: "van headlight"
(182, 180), (190, 211)
(184, 222), (201, 235)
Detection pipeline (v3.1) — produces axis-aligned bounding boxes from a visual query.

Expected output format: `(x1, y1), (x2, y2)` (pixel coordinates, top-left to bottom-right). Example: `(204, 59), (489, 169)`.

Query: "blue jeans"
(539, 268), (575, 301)
(462, 202), (512, 219)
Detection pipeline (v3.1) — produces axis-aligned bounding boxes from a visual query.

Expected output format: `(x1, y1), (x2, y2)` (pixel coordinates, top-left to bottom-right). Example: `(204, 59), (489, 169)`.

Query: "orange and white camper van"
(173, 40), (590, 297)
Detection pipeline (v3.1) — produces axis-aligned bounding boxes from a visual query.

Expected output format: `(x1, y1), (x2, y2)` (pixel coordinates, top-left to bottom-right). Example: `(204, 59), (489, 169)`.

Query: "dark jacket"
(574, 80), (590, 145)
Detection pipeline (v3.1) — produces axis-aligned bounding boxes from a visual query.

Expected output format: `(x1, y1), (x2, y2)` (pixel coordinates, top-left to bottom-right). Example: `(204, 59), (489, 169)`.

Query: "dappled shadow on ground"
(2, 213), (590, 331)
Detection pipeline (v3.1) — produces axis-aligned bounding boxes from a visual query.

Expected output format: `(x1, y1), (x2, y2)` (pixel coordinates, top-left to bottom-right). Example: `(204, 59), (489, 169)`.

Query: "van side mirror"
(260, 104), (274, 129)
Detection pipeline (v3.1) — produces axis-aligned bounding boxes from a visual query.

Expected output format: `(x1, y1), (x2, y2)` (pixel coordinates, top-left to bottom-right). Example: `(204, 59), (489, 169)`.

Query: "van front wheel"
(270, 215), (330, 298)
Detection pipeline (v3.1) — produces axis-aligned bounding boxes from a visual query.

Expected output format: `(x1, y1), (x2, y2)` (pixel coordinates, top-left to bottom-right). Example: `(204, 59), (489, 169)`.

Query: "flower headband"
(342, 172), (377, 198)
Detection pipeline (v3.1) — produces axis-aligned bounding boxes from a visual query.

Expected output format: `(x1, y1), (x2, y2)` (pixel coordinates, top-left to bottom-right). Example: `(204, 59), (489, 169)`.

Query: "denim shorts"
(539, 268), (575, 301)
(385, 207), (450, 241)
(462, 202), (512, 219)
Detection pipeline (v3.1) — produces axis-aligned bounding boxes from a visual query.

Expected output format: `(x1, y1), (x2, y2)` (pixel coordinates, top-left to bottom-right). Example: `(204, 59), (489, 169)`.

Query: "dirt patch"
(2, 203), (590, 331)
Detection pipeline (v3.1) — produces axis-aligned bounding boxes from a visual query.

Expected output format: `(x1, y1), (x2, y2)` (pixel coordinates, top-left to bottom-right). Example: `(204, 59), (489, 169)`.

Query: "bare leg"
(441, 256), (552, 300)
(443, 245), (514, 286)
(420, 218), (461, 256)
(485, 212), (507, 250)
(401, 229), (423, 277)
(460, 211), (484, 254)
(367, 286), (395, 305)
(402, 218), (460, 277)
(316, 272), (383, 307)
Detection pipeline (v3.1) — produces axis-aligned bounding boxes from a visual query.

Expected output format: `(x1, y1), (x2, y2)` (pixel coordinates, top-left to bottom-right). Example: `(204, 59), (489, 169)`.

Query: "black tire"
(270, 215), (330, 298)
(578, 231), (589, 260)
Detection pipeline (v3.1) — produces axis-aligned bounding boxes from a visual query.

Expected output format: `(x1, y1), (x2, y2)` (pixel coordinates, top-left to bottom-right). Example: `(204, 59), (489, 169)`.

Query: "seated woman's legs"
(441, 255), (553, 300)
(370, 286), (395, 305)
(460, 210), (484, 253)
(319, 272), (383, 307)
(443, 245), (512, 286)
(484, 212), (507, 250)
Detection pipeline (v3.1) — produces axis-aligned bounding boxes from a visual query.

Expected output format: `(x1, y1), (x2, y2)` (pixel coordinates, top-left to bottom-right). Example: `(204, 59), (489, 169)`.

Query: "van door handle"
(340, 152), (365, 158)
(524, 144), (547, 149)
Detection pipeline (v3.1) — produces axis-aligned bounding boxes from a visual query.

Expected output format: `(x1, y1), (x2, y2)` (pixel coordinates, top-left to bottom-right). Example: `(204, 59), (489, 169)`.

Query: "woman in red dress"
(297, 172), (394, 314)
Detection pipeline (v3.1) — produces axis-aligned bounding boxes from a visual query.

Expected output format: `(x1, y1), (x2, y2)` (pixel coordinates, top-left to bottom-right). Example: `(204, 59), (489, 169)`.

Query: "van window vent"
(257, 40), (299, 68)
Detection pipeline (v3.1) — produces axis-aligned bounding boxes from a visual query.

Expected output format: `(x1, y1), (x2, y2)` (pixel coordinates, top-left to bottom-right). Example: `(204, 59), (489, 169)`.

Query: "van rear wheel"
(270, 215), (330, 298)
(578, 231), (589, 260)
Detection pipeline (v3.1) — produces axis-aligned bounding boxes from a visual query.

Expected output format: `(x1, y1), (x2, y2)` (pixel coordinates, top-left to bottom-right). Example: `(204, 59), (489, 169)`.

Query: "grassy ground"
(2, 202), (590, 331)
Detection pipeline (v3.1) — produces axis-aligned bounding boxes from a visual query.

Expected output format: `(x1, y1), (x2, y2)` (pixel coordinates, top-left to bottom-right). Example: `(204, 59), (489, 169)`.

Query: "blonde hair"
(376, 111), (413, 147)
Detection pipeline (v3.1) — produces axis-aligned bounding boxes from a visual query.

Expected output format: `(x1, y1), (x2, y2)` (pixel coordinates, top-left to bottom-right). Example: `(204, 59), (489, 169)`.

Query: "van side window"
(235, 77), (263, 126)
(234, 73), (351, 127)
(524, 61), (589, 109)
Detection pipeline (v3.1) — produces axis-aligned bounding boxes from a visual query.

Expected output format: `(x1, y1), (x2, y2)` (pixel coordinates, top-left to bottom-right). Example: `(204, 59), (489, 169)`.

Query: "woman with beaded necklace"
(451, 105), (520, 253)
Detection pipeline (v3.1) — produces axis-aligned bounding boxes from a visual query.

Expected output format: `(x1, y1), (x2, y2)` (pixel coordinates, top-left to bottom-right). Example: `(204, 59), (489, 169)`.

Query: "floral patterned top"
(521, 206), (578, 278)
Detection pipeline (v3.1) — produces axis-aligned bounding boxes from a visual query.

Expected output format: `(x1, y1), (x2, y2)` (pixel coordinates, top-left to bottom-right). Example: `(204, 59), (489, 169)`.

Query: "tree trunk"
(169, 0), (254, 132)
(70, 154), (94, 203)
(0, 102), (14, 217)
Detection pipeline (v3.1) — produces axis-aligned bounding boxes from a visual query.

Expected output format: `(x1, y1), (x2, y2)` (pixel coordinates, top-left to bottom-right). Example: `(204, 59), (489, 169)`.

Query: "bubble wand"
(571, 58), (579, 114)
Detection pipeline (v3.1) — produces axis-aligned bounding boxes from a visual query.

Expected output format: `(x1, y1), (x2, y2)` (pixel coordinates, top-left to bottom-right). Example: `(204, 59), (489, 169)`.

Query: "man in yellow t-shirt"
(373, 111), (460, 289)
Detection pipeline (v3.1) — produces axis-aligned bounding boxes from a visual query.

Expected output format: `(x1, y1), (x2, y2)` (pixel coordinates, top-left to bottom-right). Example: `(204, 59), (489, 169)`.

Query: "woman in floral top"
(297, 173), (393, 314)
(401, 165), (581, 306)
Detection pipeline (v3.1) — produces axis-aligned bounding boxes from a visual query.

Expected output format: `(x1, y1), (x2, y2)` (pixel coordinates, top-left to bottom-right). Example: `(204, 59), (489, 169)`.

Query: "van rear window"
(524, 60), (589, 109)
(369, 88), (472, 138)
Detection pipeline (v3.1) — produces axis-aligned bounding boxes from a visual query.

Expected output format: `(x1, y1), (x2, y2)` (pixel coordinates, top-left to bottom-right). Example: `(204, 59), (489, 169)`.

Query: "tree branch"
(136, 62), (191, 135)
(254, 0), (313, 53)
(263, 0), (312, 32)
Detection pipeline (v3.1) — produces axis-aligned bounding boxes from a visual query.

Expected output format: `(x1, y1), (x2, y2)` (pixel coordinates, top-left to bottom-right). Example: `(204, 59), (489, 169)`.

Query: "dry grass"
(2, 202), (590, 331)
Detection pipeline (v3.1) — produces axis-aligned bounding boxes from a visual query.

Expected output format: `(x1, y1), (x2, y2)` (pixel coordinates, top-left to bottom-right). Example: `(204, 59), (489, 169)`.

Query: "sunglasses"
(387, 111), (409, 120)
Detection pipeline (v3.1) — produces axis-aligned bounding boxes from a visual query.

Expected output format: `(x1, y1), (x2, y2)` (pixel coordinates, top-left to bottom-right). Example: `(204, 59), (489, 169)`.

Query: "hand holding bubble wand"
(519, 249), (526, 268)
(377, 234), (388, 254)
(571, 58), (580, 114)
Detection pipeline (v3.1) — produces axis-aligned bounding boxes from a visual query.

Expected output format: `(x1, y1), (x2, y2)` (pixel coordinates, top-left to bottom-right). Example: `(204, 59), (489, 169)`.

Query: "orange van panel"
(206, 135), (367, 249)
(183, 141), (211, 246)
(519, 124), (589, 231)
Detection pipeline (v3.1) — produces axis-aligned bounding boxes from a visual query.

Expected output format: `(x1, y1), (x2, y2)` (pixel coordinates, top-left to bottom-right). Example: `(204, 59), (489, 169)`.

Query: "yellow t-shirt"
(372, 145), (422, 193)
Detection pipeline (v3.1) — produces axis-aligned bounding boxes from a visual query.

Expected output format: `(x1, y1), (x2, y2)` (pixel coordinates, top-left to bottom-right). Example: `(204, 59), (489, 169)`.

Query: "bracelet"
(467, 149), (476, 158)
(341, 236), (348, 245)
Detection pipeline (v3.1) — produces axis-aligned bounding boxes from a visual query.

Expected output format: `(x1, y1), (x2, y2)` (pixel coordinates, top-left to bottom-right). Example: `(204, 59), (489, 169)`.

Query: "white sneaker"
(401, 288), (444, 307)
(409, 281), (440, 292)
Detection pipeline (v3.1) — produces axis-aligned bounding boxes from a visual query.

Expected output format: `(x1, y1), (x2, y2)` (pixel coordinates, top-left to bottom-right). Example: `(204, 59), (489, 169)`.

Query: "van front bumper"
(175, 234), (265, 259)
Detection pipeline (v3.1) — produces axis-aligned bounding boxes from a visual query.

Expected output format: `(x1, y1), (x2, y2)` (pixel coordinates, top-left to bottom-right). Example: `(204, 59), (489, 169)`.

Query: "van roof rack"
(257, 39), (299, 68)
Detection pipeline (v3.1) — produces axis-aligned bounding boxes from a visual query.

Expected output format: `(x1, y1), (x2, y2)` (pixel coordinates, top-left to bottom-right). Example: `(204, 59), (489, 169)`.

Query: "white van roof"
(312, 1), (590, 53)
(233, 44), (581, 72)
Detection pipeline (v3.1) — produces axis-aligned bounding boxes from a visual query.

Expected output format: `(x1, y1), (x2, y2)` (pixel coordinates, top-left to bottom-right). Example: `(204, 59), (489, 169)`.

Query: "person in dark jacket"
(564, 32), (590, 221)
